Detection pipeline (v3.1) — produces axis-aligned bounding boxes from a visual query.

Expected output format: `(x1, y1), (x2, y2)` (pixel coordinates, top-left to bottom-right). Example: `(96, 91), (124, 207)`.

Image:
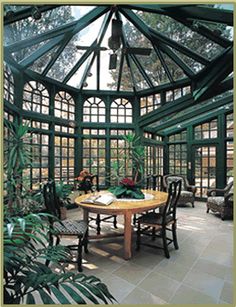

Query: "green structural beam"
(163, 5), (233, 26)
(153, 45), (174, 83)
(193, 46), (233, 101)
(152, 94), (233, 132)
(164, 102), (233, 135)
(19, 35), (63, 68)
(139, 93), (194, 128)
(158, 43), (195, 78)
(79, 10), (113, 90)
(119, 8), (209, 66)
(42, 6), (109, 76)
(4, 5), (60, 25)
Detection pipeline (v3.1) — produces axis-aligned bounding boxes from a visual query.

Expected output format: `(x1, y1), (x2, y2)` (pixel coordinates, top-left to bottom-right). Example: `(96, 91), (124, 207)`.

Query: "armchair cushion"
(207, 196), (225, 207)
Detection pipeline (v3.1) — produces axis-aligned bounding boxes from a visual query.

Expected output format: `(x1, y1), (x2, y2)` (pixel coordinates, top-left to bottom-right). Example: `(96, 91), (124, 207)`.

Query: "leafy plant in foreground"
(4, 213), (116, 304)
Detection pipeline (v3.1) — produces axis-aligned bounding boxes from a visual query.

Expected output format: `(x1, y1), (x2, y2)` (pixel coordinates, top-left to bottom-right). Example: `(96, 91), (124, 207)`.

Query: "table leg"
(83, 209), (89, 236)
(124, 211), (132, 260)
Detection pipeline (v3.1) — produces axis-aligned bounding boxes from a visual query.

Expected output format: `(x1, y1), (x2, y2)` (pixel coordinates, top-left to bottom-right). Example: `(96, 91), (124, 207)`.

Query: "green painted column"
(217, 113), (226, 188)
(187, 125), (194, 184)
(77, 93), (84, 175)
(48, 85), (55, 180)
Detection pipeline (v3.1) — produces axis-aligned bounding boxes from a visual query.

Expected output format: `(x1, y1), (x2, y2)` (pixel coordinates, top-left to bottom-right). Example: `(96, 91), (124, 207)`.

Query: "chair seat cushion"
(138, 212), (173, 225)
(54, 219), (87, 236)
(207, 196), (225, 206)
(180, 191), (193, 198)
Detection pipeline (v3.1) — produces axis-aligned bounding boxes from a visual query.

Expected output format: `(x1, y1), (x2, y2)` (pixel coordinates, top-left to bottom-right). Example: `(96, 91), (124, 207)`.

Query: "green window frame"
(226, 113), (233, 138)
(54, 134), (75, 184)
(4, 62), (14, 104)
(23, 81), (49, 114)
(82, 137), (106, 186)
(140, 94), (161, 116)
(226, 141), (233, 183)
(54, 91), (75, 120)
(169, 144), (187, 175)
(23, 131), (49, 190)
(83, 97), (106, 123)
(194, 119), (218, 140)
(110, 98), (133, 123)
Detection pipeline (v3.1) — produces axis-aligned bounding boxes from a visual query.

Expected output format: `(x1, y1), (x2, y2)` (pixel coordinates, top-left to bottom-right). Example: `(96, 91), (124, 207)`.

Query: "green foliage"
(4, 213), (117, 304)
(109, 185), (144, 199)
(4, 119), (44, 216)
(122, 133), (145, 184)
(55, 181), (73, 208)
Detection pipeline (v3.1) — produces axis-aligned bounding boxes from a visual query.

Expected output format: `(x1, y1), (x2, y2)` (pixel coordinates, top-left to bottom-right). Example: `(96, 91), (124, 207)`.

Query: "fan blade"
(109, 53), (117, 70)
(126, 47), (152, 55)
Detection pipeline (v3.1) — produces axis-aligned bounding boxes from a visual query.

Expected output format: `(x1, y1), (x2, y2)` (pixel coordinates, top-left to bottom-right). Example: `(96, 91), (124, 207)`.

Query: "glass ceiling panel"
(46, 33), (86, 82)
(120, 57), (134, 92)
(121, 14), (152, 49)
(99, 50), (121, 91)
(129, 57), (149, 90)
(11, 40), (49, 62)
(46, 14), (105, 82)
(136, 50), (169, 86)
(4, 6), (77, 46)
(136, 11), (224, 60)
(66, 53), (93, 89)
(169, 47), (205, 73)
(160, 51), (187, 81)
(84, 57), (97, 90)
(196, 21), (233, 40)
(29, 45), (60, 74)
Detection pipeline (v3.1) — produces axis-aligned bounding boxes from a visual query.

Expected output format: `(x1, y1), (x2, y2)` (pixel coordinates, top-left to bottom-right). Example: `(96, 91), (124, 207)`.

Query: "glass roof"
(4, 4), (233, 93)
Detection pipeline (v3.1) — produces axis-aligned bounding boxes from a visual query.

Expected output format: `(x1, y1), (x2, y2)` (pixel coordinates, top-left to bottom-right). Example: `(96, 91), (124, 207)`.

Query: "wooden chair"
(136, 180), (182, 258)
(77, 174), (117, 235)
(207, 181), (234, 220)
(133, 174), (163, 225)
(163, 174), (196, 207)
(43, 181), (88, 272)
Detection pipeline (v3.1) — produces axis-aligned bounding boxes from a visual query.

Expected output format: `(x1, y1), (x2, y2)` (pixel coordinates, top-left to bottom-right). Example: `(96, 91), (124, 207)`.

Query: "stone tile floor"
(62, 202), (234, 304)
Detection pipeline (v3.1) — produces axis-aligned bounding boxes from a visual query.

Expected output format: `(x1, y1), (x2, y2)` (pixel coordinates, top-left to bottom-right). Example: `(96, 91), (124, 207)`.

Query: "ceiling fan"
(75, 18), (152, 70)
(107, 18), (152, 69)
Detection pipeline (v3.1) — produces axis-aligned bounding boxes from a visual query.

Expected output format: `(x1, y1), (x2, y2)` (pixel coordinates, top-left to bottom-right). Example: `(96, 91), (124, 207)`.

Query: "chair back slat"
(146, 174), (163, 191)
(162, 180), (182, 223)
(43, 181), (61, 219)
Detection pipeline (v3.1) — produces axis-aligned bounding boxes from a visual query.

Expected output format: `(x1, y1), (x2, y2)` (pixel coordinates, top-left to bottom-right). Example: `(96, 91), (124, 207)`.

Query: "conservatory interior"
(3, 4), (234, 305)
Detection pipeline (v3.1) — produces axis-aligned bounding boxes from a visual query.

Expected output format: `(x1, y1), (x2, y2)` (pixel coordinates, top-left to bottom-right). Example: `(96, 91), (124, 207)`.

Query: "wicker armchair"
(207, 181), (234, 220)
(163, 174), (196, 207)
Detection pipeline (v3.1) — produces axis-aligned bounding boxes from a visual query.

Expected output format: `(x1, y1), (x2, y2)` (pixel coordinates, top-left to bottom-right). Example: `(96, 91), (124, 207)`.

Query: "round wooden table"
(75, 190), (168, 260)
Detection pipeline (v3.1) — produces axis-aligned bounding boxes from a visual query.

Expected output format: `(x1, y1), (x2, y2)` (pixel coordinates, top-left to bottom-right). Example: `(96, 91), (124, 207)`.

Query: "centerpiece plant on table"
(109, 133), (145, 199)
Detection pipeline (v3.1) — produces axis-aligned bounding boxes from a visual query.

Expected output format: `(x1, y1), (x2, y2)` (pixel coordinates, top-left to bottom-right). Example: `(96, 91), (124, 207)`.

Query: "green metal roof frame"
(4, 4), (233, 96)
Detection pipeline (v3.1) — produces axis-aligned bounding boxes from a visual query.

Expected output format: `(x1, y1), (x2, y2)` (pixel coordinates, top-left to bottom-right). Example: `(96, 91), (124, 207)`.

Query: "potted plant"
(109, 133), (145, 199)
(55, 181), (73, 220)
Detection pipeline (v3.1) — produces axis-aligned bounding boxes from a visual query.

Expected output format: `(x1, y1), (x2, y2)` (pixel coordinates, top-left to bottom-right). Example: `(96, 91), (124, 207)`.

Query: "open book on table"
(81, 194), (115, 206)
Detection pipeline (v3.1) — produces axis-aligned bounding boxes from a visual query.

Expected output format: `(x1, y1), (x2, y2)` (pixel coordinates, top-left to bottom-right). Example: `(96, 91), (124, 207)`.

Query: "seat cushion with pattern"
(54, 220), (87, 236)
(180, 191), (194, 198)
(166, 176), (186, 191)
(207, 196), (225, 207)
(138, 211), (174, 225)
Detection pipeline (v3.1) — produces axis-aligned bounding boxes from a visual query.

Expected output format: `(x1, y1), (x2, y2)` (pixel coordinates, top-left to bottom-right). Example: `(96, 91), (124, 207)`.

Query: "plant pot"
(60, 207), (67, 220)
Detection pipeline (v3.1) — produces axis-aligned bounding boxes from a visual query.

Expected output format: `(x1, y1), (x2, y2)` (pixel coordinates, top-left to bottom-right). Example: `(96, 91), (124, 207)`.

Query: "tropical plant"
(55, 181), (73, 208)
(4, 212), (116, 304)
(109, 133), (145, 199)
(4, 119), (39, 216)
(109, 177), (144, 199)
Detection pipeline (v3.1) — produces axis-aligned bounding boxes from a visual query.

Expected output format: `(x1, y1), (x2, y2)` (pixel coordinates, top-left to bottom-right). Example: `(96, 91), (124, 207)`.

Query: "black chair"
(77, 174), (117, 235)
(43, 181), (88, 272)
(136, 180), (182, 258)
(133, 174), (163, 225)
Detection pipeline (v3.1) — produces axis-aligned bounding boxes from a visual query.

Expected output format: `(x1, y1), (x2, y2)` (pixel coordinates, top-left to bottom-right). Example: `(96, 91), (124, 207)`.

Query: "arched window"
(83, 97), (105, 123)
(23, 81), (49, 114)
(4, 62), (14, 104)
(54, 91), (75, 120)
(110, 98), (132, 123)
